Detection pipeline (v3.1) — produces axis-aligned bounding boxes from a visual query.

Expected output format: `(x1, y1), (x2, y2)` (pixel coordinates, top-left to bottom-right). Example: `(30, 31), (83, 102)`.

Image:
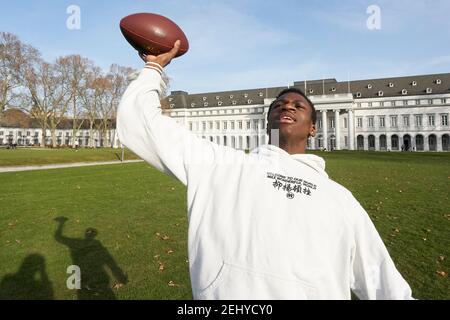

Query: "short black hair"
(267, 88), (316, 124)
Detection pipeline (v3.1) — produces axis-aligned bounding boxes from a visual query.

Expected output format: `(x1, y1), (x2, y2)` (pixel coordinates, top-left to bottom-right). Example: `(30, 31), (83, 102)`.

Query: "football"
(120, 13), (189, 57)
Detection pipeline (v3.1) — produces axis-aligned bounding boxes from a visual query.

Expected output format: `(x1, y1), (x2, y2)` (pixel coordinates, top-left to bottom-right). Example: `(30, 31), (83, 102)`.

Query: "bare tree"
(47, 57), (74, 147)
(22, 59), (53, 147)
(0, 32), (35, 115)
(63, 55), (94, 148)
(98, 64), (134, 147)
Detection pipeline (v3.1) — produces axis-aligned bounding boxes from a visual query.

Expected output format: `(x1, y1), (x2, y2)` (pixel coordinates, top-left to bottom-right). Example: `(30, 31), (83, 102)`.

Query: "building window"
(317, 119), (322, 129)
(368, 102), (372, 107)
(441, 114), (449, 126)
(344, 136), (348, 147)
(238, 121), (242, 130)
(0, 131), (3, 136)
(209, 121), (213, 130)
(380, 101), (384, 107)
(246, 121), (251, 130)
(223, 121), (227, 130)
(189, 122), (193, 131)
(203, 102), (208, 107)
(428, 115), (435, 126)
(231, 121), (235, 130)
(344, 118), (348, 129)
(416, 100), (421, 105)
(254, 120), (259, 130)
(202, 122), (206, 130)
(368, 117), (374, 128)
(357, 117), (363, 128)
(379, 116), (385, 128)
(27, 131), (31, 136)
(216, 121), (220, 130)
(403, 115), (410, 127)
(415, 115), (422, 126)
(441, 99), (446, 104)
(390, 116), (398, 128)
(330, 118), (335, 129)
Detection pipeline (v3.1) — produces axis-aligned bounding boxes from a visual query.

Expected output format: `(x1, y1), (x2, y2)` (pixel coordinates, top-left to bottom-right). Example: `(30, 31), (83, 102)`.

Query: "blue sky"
(1, 0), (449, 94)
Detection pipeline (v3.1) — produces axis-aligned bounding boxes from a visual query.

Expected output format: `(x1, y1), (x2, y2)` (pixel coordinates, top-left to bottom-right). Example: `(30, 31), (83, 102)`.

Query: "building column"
(348, 109), (355, 150)
(437, 134), (443, 152)
(424, 134), (429, 151)
(386, 134), (392, 151)
(310, 137), (316, 150)
(334, 110), (341, 150)
(321, 110), (328, 150)
(374, 135), (379, 151)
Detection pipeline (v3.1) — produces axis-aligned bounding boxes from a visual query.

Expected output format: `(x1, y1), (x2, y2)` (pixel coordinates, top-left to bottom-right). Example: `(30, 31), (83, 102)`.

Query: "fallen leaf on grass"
(113, 283), (124, 289)
(168, 281), (180, 287)
(438, 256), (445, 262)
(436, 271), (448, 277)
(166, 249), (174, 254)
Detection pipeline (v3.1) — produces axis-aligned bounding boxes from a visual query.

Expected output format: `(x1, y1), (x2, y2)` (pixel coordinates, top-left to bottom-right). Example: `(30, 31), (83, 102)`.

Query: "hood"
(251, 144), (329, 178)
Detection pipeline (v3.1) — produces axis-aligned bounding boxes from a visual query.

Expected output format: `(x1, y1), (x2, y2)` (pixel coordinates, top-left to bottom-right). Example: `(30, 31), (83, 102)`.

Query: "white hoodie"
(117, 68), (413, 300)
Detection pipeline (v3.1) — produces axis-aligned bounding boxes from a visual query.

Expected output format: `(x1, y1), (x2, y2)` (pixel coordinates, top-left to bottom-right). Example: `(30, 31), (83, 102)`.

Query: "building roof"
(165, 72), (450, 109)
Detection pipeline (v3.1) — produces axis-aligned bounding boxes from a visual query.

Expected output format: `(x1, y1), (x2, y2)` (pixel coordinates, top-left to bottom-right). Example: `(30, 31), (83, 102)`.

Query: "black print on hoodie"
(267, 172), (317, 199)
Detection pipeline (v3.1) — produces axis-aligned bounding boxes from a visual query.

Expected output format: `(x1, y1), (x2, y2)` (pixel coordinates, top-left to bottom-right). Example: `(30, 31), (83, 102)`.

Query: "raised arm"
(349, 199), (414, 300)
(117, 41), (237, 186)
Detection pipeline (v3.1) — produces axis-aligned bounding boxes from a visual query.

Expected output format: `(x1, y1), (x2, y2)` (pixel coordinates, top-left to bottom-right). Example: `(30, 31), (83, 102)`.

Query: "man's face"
(267, 92), (316, 142)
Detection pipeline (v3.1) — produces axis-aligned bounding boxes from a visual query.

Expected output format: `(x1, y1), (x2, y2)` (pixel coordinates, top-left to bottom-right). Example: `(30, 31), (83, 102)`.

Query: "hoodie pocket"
(196, 262), (318, 300)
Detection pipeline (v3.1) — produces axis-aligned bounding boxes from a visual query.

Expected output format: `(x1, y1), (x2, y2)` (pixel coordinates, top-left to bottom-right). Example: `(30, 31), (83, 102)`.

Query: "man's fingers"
(168, 40), (181, 58)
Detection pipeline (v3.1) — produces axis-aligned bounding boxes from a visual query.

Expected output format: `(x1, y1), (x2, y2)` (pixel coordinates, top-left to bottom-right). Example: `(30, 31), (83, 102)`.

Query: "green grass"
(0, 148), (140, 167)
(0, 151), (448, 299)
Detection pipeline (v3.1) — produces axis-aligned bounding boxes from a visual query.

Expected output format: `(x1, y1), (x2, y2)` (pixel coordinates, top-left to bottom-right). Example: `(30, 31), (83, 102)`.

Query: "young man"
(117, 41), (413, 300)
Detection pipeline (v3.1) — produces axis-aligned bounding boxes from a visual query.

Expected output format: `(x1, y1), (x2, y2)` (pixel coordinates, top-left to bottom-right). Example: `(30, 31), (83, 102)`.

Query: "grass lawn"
(0, 151), (448, 299)
(0, 147), (140, 167)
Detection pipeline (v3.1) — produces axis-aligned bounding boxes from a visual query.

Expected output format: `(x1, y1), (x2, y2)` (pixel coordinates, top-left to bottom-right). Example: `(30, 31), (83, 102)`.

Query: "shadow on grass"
(0, 254), (54, 300)
(54, 216), (128, 300)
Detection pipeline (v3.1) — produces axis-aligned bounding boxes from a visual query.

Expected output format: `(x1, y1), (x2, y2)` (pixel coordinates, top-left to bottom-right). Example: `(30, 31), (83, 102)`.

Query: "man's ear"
(309, 123), (317, 138)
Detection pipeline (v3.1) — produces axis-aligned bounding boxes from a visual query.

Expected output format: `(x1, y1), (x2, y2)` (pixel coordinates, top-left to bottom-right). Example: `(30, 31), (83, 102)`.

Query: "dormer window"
(218, 101), (223, 106)
(247, 99), (253, 104)
(169, 104), (175, 108)
(389, 83), (394, 88)
(426, 88), (432, 94)
(191, 103), (196, 107)
(216, 96), (220, 100)
(436, 79), (442, 85)
(367, 84), (373, 89)
(412, 81), (417, 86)
(202, 97), (207, 101)
(203, 102), (209, 107)
(244, 93), (248, 98)
(232, 100), (237, 105)
(309, 89), (314, 94)
(229, 95), (234, 99)
(259, 92), (264, 97)
(356, 92), (362, 98)
(168, 97), (173, 102)
(331, 87), (336, 92)
(378, 91), (384, 96)
(402, 89), (408, 95)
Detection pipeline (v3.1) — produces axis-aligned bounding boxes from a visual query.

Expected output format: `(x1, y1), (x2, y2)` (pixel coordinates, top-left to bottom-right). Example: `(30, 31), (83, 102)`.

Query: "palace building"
(1, 72), (449, 152)
(163, 72), (450, 152)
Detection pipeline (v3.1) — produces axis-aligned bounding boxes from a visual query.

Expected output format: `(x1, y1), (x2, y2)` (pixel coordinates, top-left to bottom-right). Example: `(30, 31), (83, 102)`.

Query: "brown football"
(120, 13), (189, 57)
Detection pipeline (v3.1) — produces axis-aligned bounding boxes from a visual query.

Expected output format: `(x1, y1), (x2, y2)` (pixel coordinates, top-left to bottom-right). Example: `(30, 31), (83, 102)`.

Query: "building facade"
(164, 73), (450, 152)
(0, 111), (120, 148)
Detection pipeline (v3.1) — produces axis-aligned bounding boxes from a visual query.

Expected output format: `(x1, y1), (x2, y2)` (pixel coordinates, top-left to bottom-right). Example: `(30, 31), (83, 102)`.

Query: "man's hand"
(139, 40), (180, 68)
